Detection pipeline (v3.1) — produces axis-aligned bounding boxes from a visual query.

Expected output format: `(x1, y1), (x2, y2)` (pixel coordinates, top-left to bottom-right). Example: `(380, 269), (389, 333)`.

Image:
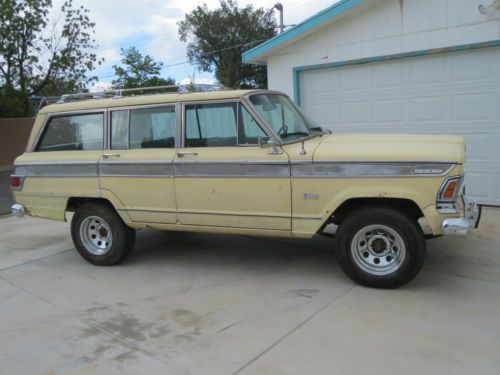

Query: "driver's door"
(173, 100), (291, 232)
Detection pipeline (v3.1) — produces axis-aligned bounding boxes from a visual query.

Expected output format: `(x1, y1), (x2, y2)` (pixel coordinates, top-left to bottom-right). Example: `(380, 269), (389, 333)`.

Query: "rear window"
(37, 113), (104, 151)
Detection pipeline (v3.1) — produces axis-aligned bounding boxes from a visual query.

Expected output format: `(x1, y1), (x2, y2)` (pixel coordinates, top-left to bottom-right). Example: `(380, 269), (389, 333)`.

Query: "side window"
(111, 110), (129, 150)
(37, 113), (103, 151)
(239, 105), (267, 145)
(185, 103), (237, 147)
(111, 106), (176, 149)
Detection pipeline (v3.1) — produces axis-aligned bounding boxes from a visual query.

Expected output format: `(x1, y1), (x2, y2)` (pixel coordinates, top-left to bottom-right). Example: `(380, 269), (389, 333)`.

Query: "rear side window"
(37, 113), (104, 151)
(111, 106), (176, 149)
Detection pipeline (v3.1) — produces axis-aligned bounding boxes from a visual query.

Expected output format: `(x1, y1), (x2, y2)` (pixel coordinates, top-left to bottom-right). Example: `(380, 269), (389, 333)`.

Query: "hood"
(313, 133), (465, 164)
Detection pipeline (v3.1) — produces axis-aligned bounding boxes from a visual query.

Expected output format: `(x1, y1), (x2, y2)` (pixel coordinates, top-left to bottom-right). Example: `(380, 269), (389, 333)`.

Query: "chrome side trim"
(15, 161), (97, 166)
(131, 220), (289, 232)
(118, 208), (177, 214)
(126, 208), (320, 221)
(99, 163), (173, 176)
(177, 210), (292, 219)
(175, 160), (289, 165)
(174, 162), (290, 178)
(15, 164), (97, 177)
(292, 162), (454, 178)
(13, 161), (455, 178)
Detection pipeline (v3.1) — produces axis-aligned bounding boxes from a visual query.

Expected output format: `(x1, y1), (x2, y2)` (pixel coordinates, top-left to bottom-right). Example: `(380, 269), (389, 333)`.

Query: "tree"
(178, 0), (276, 89)
(112, 47), (175, 89)
(0, 0), (102, 117)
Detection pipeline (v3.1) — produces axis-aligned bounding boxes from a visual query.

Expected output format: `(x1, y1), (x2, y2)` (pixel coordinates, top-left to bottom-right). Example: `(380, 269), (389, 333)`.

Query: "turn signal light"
(443, 181), (458, 199)
(438, 176), (463, 202)
(10, 176), (21, 188)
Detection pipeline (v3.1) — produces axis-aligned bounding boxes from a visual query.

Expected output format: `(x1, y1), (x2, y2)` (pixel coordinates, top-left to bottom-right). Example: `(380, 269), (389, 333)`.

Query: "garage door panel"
(301, 68), (335, 95)
(451, 93), (492, 121)
(409, 96), (446, 122)
(300, 47), (500, 205)
(339, 101), (369, 124)
(465, 172), (490, 202)
(463, 134), (493, 162)
(339, 68), (368, 91)
(304, 103), (335, 126)
(373, 62), (406, 88)
(372, 98), (404, 123)
(451, 52), (492, 82)
(410, 57), (446, 85)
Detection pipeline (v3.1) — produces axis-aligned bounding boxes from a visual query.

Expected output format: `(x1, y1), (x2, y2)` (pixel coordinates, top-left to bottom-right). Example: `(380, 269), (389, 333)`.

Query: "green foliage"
(112, 47), (176, 89)
(0, 0), (102, 117)
(178, 0), (276, 89)
(0, 86), (31, 117)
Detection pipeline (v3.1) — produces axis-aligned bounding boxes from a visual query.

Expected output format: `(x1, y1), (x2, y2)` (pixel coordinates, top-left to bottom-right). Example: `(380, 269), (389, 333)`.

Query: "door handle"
(177, 152), (198, 158)
(102, 153), (121, 159)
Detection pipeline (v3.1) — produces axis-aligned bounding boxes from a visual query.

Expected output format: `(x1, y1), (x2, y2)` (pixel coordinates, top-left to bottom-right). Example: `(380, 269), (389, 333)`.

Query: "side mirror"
(258, 136), (271, 148)
(258, 137), (283, 155)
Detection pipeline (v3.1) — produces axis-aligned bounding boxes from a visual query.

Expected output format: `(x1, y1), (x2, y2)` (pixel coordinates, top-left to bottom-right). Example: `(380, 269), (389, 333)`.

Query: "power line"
(95, 37), (270, 80)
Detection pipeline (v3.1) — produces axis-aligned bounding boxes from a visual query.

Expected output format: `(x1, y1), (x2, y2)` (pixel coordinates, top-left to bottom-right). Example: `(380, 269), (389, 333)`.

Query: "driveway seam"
(0, 248), (74, 273)
(0, 274), (178, 372)
(231, 285), (357, 375)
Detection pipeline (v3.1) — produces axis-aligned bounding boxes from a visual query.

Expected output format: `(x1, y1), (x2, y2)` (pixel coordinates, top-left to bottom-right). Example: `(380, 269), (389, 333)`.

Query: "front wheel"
(71, 203), (136, 266)
(335, 207), (426, 288)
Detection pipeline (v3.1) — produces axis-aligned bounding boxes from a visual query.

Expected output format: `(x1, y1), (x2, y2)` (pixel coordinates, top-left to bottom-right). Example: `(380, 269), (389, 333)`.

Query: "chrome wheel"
(350, 224), (406, 276)
(79, 216), (113, 256)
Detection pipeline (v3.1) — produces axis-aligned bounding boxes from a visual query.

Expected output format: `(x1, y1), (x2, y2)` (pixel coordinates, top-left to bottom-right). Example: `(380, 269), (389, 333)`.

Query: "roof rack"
(57, 84), (224, 104)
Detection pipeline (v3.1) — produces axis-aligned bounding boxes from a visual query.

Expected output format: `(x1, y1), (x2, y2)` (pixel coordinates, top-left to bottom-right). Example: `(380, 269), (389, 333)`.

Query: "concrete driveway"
(0, 209), (499, 375)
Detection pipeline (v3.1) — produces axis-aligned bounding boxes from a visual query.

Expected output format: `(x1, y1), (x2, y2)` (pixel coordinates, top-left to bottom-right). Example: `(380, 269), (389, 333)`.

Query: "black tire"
(71, 203), (136, 266)
(335, 207), (426, 288)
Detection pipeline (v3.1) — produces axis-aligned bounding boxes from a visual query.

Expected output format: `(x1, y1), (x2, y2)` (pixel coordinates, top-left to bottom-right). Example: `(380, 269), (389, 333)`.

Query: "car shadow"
(124, 229), (340, 278)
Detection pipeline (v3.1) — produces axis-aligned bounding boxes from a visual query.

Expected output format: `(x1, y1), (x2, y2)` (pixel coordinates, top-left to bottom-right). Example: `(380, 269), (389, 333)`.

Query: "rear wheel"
(335, 207), (426, 288)
(71, 203), (135, 266)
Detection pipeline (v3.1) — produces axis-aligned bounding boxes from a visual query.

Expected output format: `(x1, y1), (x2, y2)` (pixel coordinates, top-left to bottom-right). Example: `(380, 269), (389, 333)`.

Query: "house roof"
(242, 0), (365, 65)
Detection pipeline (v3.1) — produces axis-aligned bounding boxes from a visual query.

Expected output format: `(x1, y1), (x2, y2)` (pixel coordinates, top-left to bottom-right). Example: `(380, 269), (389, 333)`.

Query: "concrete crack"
(231, 285), (356, 375)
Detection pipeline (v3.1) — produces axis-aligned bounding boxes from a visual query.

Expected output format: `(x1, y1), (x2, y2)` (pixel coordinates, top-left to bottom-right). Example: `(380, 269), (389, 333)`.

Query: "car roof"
(39, 89), (263, 114)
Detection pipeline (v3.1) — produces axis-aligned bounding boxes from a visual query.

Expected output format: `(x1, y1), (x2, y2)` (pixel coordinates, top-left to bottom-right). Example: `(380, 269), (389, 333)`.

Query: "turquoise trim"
(293, 39), (500, 106)
(242, 0), (364, 64)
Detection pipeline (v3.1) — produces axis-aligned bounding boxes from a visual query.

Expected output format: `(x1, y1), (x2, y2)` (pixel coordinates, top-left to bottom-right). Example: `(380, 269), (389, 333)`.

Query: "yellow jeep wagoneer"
(10, 88), (481, 288)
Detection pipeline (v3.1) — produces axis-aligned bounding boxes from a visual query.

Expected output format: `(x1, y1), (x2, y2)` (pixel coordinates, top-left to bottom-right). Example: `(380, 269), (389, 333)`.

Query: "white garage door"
(301, 47), (500, 206)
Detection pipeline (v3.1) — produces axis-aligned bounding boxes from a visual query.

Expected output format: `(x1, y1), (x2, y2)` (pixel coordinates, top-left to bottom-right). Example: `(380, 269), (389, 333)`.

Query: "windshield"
(249, 93), (321, 142)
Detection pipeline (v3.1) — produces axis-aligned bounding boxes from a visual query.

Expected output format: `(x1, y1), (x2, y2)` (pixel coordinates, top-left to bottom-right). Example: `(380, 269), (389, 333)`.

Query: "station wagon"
(10, 87), (481, 288)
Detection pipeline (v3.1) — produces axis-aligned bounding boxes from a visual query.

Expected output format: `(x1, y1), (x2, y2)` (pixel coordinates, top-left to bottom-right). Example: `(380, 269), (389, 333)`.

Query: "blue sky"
(51, 0), (337, 89)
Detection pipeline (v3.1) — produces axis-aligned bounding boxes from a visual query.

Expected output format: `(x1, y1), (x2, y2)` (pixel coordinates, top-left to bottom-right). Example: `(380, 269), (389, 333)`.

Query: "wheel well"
(330, 198), (424, 225)
(66, 197), (114, 212)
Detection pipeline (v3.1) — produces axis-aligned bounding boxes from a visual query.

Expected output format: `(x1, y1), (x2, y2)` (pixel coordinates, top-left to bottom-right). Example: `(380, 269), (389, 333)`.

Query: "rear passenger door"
(173, 100), (291, 232)
(99, 104), (178, 224)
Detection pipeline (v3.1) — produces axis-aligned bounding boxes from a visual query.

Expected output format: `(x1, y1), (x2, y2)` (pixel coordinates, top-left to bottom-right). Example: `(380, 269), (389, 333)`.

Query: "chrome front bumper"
(11, 203), (25, 218)
(441, 199), (482, 236)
